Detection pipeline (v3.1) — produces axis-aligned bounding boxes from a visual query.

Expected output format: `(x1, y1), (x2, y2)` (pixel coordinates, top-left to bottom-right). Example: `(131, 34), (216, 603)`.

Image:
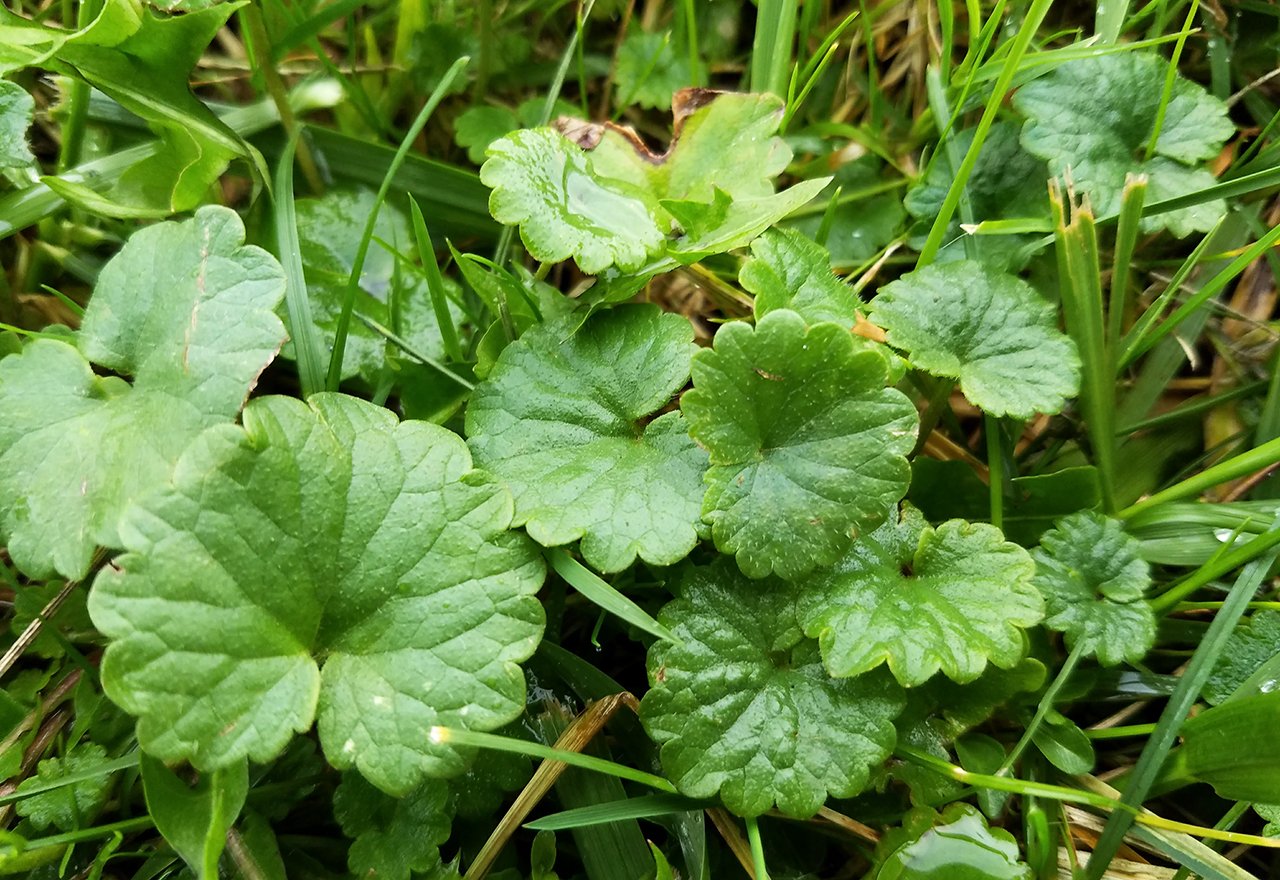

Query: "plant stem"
(745, 815), (770, 880)
(997, 641), (1087, 775)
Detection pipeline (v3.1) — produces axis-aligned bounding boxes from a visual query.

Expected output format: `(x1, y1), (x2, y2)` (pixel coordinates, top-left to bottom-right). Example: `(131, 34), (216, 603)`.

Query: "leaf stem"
(745, 815), (770, 880)
(997, 640), (1087, 776)
(985, 415), (1004, 529)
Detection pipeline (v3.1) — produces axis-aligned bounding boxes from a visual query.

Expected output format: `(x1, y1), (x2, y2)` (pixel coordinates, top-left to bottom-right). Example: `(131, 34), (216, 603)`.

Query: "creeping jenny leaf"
(1033, 511), (1155, 666)
(466, 304), (707, 573)
(1014, 53), (1234, 236)
(799, 506), (1043, 686)
(0, 206), (286, 580)
(872, 260), (1080, 418)
(640, 560), (904, 818)
(335, 773), (453, 879)
(682, 309), (917, 580)
(740, 228), (862, 327)
(88, 393), (546, 795)
(0, 80), (34, 168)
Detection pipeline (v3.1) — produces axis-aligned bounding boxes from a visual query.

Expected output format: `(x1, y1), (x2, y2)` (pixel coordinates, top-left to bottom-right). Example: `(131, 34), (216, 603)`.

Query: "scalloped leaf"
(682, 309), (917, 580)
(1013, 53), (1234, 236)
(640, 560), (904, 818)
(466, 304), (707, 573)
(481, 127), (667, 274)
(0, 80), (33, 168)
(0, 206), (286, 580)
(799, 506), (1043, 686)
(335, 773), (453, 879)
(872, 260), (1080, 418)
(741, 228), (862, 327)
(1033, 511), (1154, 666)
(873, 804), (1033, 880)
(1205, 611), (1280, 705)
(88, 393), (546, 795)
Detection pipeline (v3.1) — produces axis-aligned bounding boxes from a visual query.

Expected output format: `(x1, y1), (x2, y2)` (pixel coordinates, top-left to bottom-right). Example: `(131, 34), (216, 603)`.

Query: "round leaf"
(741, 228), (862, 327)
(640, 560), (904, 818)
(466, 304), (707, 573)
(872, 260), (1080, 418)
(1033, 511), (1154, 666)
(481, 128), (666, 274)
(89, 393), (545, 794)
(682, 309), (917, 580)
(799, 506), (1043, 686)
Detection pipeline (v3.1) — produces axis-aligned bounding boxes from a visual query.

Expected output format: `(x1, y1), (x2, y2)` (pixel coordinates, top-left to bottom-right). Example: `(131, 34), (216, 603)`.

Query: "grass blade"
(750, 0), (799, 98)
(407, 194), (464, 364)
(546, 549), (680, 645)
(1083, 513), (1280, 878)
(525, 794), (707, 832)
(273, 134), (327, 398)
(326, 55), (470, 391)
(1108, 174), (1148, 355)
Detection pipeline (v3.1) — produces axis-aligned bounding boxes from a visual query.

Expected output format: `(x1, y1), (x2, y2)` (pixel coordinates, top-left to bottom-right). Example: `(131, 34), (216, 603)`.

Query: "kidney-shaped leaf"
(1033, 511), (1154, 666)
(872, 260), (1080, 418)
(740, 228), (862, 327)
(874, 804), (1033, 880)
(482, 127), (667, 274)
(0, 206), (285, 580)
(640, 560), (904, 818)
(799, 506), (1043, 687)
(466, 304), (707, 574)
(89, 393), (546, 795)
(1014, 53), (1234, 236)
(682, 309), (917, 580)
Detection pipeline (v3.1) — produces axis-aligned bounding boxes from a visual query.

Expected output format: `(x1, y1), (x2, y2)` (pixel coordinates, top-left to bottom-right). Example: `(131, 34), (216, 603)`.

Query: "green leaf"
(682, 309), (917, 580)
(14, 744), (112, 831)
(334, 772), (453, 879)
(1205, 611), (1280, 705)
(293, 188), (464, 382)
(640, 560), (904, 818)
(741, 228), (862, 327)
(88, 392), (546, 794)
(897, 659), (1046, 749)
(0, 80), (33, 169)
(1014, 53), (1234, 236)
(904, 122), (1047, 269)
(141, 754), (248, 879)
(1032, 511), (1155, 667)
(455, 105), (520, 165)
(1254, 803), (1280, 837)
(798, 505), (1043, 686)
(0, 206), (286, 580)
(466, 304), (707, 573)
(665, 178), (831, 263)
(872, 260), (1081, 418)
(614, 32), (690, 110)
(1178, 693), (1280, 803)
(873, 804), (1033, 880)
(481, 127), (667, 274)
(1031, 711), (1095, 774)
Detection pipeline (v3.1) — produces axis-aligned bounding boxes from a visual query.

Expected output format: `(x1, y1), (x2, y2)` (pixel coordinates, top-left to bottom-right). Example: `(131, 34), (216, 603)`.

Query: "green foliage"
(14, 743), (112, 831)
(291, 187), (463, 381)
(640, 560), (904, 818)
(0, 80), (33, 169)
(0, 207), (285, 580)
(741, 228), (862, 326)
(872, 261), (1080, 418)
(615, 32), (690, 109)
(1014, 53), (1234, 236)
(1205, 611), (1280, 705)
(89, 393), (545, 793)
(334, 773), (453, 879)
(1033, 512), (1155, 666)
(683, 309), (917, 579)
(466, 304), (706, 573)
(141, 754), (247, 877)
(798, 506), (1043, 686)
(873, 805), (1033, 879)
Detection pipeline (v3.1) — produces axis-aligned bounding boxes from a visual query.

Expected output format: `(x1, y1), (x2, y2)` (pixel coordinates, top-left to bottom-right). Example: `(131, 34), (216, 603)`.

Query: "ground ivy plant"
(0, 30), (1257, 870)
